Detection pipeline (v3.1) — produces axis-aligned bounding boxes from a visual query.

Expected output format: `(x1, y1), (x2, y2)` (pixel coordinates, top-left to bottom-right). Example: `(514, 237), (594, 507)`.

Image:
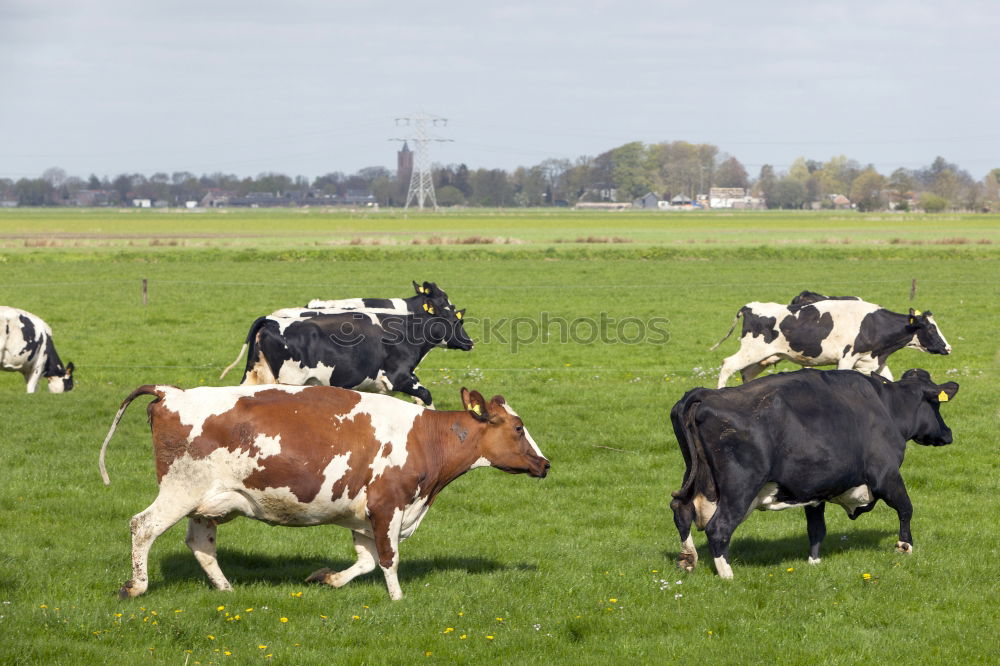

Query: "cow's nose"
(945, 345), (952, 354)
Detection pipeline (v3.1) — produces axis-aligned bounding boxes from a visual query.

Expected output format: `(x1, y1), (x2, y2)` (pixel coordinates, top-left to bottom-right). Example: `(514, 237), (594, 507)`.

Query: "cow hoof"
(895, 541), (913, 554)
(118, 581), (137, 599)
(808, 557), (821, 565)
(677, 554), (697, 573)
(305, 568), (334, 586)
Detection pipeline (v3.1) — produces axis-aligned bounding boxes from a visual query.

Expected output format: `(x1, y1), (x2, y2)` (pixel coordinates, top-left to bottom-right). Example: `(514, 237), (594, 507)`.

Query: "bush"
(919, 193), (948, 213)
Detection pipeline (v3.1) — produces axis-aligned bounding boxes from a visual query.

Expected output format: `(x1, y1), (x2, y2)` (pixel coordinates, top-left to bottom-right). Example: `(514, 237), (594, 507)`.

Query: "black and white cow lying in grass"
(712, 295), (951, 388)
(220, 281), (456, 378)
(669, 368), (959, 579)
(0, 306), (74, 393)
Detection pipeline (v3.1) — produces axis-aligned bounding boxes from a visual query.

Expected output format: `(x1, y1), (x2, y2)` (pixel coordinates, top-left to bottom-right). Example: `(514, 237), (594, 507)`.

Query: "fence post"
(142, 278), (148, 306)
(910, 278), (917, 301)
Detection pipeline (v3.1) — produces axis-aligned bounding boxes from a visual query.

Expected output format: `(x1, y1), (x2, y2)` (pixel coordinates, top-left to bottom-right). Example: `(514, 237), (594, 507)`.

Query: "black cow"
(240, 305), (472, 408)
(712, 297), (951, 387)
(221, 281), (456, 379)
(1, 306), (74, 393)
(787, 290), (861, 307)
(669, 368), (959, 578)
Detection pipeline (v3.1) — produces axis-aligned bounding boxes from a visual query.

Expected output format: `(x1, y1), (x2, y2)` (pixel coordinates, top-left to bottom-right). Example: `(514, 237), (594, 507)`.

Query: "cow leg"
(876, 364), (894, 381)
(372, 510), (405, 600)
(877, 476), (914, 553)
(306, 531), (378, 589)
(704, 495), (754, 579)
(740, 361), (769, 383)
(24, 366), (43, 393)
(670, 497), (698, 572)
(120, 497), (193, 598)
(804, 503), (827, 564)
(389, 373), (434, 409)
(185, 517), (232, 591)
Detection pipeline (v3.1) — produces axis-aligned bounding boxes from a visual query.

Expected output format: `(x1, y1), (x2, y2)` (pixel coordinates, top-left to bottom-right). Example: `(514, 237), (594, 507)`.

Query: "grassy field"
(1, 209), (998, 664)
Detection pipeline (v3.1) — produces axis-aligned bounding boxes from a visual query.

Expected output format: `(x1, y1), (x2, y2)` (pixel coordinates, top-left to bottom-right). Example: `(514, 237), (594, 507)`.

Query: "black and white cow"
(220, 281), (456, 378)
(1, 306), (74, 393)
(240, 305), (472, 408)
(669, 368), (959, 578)
(712, 297), (951, 388)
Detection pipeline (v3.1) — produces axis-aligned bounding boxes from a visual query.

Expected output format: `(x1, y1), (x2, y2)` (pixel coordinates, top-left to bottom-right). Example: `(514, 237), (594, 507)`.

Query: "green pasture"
(2, 207), (1000, 252)
(1, 209), (998, 664)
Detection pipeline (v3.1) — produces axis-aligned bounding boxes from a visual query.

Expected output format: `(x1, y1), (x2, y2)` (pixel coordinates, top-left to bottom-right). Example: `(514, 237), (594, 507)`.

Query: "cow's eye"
(514, 425), (524, 435)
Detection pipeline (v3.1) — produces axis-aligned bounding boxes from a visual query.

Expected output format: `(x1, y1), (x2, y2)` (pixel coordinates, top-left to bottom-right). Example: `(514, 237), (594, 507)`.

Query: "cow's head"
(907, 309), (951, 355)
(420, 300), (474, 351)
(898, 369), (958, 446)
(461, 388), (549, 478)
(47, 362), (75, 393)
(413, 281), (453, 309)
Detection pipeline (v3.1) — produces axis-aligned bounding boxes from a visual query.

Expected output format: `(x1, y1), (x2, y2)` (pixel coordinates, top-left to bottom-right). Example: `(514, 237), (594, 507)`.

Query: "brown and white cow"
(99, 384), (548, 600)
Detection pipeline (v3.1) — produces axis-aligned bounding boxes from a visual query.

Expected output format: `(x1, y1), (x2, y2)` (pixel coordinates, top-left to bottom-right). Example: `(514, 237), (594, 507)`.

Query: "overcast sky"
(3, 0), (998, 181)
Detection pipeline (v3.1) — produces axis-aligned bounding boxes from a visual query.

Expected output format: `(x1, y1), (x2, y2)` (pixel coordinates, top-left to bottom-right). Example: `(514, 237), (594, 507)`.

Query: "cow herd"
(3, 282), (961, 598)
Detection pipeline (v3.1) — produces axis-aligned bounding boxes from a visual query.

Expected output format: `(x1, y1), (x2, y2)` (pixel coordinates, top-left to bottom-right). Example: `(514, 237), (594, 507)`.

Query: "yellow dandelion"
(174, 609), (183, 613)
(425, 651), (433, 657)
(320, 614), (328, 619)
(114, 613), (122, 618)
(609, 598), (617, 603)
(443, 627), (454, 633)
(280, 617), (288, 623)
(246, 608), (254, 612)
(217, 606), (225, 611)
(458, 611), (464, 616)
(363, 605), (369, 609)
(40, 604), (48, 609)
(460, 634), (467, 640)
(150, 610), (158, 616)
(786, 567), (794, 572)
(496, 617), (504, 622)
(258, 644), (267, 649)
(224, 651), (232, 656)
(486, 635), (495, 640)
(352, 615), (360, 620)
(863, 573), (872, 580)
(207, 635), (215, 640)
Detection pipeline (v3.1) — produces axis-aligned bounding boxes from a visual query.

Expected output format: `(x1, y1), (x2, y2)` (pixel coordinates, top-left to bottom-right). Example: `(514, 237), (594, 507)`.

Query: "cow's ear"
(933, 382), (959, 403)
(908, 308), (923, 326)
(422, 302), (436, 315)
(460, 387), (489, 422)
(66, 362), (74, 375)
(490, 395), (506, 407)
(455, 309), (465, 321)
(413, 280), (427, 295)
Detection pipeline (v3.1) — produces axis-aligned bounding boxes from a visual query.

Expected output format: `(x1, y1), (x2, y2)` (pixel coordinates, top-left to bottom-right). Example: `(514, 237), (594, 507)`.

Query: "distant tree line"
(3, 143), (999, 211)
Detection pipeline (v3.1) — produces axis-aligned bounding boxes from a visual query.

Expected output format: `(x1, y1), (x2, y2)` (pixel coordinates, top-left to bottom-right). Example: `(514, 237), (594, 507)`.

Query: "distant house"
(200, 190), (232, 207)
(341, 189), (376, 206)
(73, 189), (113, 206)
(831, 194), (852, 209)
(631, 192), (660, 209)
(0, 199), (18, 208)
(709, 187), (765, 209)
(131, 198), (152, 208)
(670, 194), (693, 206)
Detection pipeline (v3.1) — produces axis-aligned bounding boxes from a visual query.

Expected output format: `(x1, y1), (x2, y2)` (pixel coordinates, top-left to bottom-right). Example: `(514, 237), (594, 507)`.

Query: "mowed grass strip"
(0, 234), (997, 663)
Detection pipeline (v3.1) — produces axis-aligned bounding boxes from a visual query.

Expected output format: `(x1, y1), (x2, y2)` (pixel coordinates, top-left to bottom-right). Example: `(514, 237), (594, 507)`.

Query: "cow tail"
(99, 385), (169, 486)
(709, 307), (744, 351)
(219, 316), (267, 380)
(669, 393), (717, 514)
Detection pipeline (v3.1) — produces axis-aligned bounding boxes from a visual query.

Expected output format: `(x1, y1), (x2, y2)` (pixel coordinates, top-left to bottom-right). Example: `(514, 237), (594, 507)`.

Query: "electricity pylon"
(392, 114), (452, 210)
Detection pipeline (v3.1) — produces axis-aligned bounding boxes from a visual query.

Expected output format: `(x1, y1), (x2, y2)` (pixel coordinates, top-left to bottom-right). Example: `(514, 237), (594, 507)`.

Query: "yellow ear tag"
(914, 310), (922, 316)
(455, 311), (463, 320)
(423, 303), (430, 311)
(420, 286), (428, 294)
(428, 305), (435, 315)
(938, 390), (949, 402)
(471, 403), (482, 415)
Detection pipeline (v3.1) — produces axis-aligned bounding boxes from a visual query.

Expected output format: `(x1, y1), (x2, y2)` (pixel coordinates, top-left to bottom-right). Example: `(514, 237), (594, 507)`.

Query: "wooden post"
(910, 278), (917, 301)
(142, 278), (148, 306)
